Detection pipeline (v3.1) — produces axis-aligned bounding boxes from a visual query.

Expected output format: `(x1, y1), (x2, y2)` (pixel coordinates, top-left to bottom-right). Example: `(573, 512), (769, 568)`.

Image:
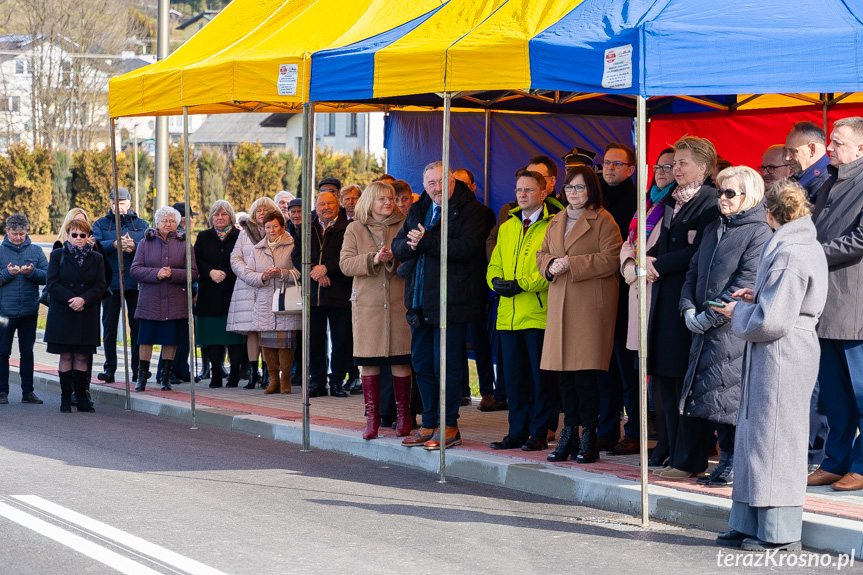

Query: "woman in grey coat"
(714, 180), (828, 551)
(679, 166), (772, 486)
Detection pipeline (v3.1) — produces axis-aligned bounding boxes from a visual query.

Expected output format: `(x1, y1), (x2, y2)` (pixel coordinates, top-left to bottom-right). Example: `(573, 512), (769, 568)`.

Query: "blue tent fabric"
(385, 112), (634, 215)
(530, 0), (863, 97)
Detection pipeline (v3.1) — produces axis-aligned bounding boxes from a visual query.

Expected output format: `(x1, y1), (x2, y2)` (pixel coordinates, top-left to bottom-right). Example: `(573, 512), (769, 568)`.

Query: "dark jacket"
(130, 230), (199, 321)
(392, 179), (489, 326)
(646, 184), (721, 377)
(194, 226), (240, 317)
(794, 154), (833, 203)
(813, 154), (863, 340)
(53, 237), (112, 296)
(291, 207), (351, 308)
(602, 178), (639, 241)
(678, 205), (772, 424)
(44, 244), (106, 347)
(0, 235), (48, 318)
(92, 210), (149, 291)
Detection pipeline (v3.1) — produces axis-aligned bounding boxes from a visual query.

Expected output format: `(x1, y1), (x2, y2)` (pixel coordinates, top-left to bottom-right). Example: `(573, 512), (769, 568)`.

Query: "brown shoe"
(597, 437), (619, 452)
(402, 428), (436, 447)
(546, 430), (556, 442)
(477, 395), (497, 412)
(607, 437), (640, 456)
(807, 468), (843, 486)
(424, 426), (461, 450)
(460, 396), (472, 406)
(831, 472), (863, 491)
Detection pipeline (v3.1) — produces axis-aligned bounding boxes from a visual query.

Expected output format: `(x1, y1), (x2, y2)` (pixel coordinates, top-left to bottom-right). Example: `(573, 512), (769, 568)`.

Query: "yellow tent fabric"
(108, 0), (444, 118)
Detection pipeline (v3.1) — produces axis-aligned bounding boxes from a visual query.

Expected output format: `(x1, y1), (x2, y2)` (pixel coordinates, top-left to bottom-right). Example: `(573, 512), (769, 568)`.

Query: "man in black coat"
(392, 161), (488, 450)
(599, 142), (640, 455)
(291, 191), (352, 397)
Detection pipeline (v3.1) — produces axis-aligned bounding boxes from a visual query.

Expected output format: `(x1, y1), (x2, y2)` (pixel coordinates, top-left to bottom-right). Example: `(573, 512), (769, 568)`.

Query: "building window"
(296, 136), (302, 156)
(0, 96), (20, 112)
(14, 59), (28, 75)
(325, 113), (336, 136)
(347, 113), (357, 137)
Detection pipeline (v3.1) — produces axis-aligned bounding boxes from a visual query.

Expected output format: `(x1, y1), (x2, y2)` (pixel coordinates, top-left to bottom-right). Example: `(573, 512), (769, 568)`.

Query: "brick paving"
(13, 333), (863, 524)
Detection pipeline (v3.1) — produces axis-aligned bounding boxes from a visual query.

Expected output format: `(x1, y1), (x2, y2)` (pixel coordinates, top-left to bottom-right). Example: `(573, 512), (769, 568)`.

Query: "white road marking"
(12, 495), (230, 575)
(0, 502), (163, 575)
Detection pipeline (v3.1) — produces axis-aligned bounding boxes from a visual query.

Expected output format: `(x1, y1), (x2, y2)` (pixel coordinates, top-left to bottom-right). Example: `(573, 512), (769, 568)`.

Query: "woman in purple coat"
(130, 206), (198, 392)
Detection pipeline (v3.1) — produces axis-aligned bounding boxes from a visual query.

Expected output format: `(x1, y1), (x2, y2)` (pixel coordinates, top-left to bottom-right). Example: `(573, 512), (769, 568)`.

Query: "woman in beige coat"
(234, 209), (300, 394)
(537, 165), (622, 464)
(340, 182), (412, 440)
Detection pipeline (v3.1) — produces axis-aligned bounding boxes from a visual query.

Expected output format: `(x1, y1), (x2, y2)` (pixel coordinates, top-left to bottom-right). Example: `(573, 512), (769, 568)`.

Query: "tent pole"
(183, 106), (197, 430)
(483, 109), (490, 206)
(635, 96), (650, 527)
(439, 92), (452, 483)
(823, 94), (829, 135)
(109, 117), (132, 410)
(300, 102), (316, 453)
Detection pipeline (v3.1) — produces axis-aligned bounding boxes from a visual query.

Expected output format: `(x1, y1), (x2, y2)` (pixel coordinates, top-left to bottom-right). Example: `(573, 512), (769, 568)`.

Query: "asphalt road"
(0, 389), (850, 575)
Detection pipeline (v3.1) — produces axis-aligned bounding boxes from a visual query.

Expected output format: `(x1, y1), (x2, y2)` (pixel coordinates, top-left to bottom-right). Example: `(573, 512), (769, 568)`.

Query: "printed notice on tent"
(277, 64), (299, 96)
(601, 45), (633, 89)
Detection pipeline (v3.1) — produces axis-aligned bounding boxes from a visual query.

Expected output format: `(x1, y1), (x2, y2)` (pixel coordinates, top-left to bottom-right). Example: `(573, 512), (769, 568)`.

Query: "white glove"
(693, 311), (712, 332)
(684, 308), (704, 335)
(622, 262), (637, 285)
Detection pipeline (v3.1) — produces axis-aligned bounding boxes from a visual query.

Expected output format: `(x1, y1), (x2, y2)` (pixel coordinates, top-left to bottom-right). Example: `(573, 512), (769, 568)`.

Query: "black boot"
(196, 346), (211, 381)
(135, 360), (150, 392)
(226, 345), (242, 388)
(59, 371), (73, 413)
(547, 426), (577, 462)
(244, 366), (259, 390)
(576, 428), (599, 464)
(208, 346), (224, 388)
(73, 371), (94, 412)
(160, 360), (174, 391)
(260, 361), (269, 389)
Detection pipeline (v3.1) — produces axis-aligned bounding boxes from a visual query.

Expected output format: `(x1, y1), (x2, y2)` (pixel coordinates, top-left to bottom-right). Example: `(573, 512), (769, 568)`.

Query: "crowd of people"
(2, 116), (863, 553)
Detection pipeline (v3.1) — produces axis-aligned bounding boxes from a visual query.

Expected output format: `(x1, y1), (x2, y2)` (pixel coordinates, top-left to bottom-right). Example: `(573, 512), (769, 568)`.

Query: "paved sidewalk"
(9, 334), (863, 558)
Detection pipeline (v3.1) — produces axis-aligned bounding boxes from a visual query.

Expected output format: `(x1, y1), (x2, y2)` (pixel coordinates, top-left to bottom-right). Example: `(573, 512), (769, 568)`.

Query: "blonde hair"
(65, 216), (92, 236)
(354, 182), (395, 225)
(56, 208), (90, 243)
(248, 197), (279, 227)
(764, 179), (812, 226)
(673, 135), (717, 178)
(716, 166), (764, 212)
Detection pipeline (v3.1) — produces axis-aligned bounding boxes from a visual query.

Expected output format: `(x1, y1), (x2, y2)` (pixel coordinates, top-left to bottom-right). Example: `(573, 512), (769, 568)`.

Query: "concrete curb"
(25, 371), (863, 558)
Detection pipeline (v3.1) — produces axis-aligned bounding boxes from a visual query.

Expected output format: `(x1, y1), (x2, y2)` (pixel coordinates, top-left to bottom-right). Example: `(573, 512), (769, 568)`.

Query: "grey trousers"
(728, 501), (803, 543)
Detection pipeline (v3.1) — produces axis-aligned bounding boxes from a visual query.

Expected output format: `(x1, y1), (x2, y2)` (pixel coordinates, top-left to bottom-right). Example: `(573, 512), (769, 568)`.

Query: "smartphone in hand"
(705, 300), (726, 308)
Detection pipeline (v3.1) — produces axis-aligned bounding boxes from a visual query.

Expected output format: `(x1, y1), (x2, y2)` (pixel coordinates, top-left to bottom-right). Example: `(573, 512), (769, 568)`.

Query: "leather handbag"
(272, 268), (302, 315)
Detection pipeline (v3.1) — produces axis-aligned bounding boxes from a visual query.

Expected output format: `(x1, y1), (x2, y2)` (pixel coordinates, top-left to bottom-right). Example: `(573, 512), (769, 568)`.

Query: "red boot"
(393, 374), (413, 437)
(362, 374), (380, 440)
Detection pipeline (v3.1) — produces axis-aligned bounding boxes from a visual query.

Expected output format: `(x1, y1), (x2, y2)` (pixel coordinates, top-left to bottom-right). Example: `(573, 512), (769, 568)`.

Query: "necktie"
(523, 218), (531, 235)
(430, 205), (441, 226)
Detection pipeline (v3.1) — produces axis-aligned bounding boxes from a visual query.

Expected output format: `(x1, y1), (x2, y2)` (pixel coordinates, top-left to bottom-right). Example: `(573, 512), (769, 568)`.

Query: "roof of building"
(176, 11), (220, 30)
(189, 114), (285, 147)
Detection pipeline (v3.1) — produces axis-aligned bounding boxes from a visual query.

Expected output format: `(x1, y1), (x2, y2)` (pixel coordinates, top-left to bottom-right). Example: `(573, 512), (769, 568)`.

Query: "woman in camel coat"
(340, 182), (412, 440)
(537, 165), (622, 464)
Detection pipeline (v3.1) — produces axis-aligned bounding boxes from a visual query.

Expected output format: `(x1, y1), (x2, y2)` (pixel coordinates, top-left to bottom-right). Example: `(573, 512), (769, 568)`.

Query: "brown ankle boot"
(278, 348), (293, 393)
(261, 348), (280, 394)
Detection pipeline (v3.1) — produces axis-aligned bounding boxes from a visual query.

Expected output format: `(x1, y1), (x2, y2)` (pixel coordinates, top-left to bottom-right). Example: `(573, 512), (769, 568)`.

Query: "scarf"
(216, 224), (233, 240)
(671, 179), (704, 218)
(66, 242), (92, 266)
(627, 181), (674, 250)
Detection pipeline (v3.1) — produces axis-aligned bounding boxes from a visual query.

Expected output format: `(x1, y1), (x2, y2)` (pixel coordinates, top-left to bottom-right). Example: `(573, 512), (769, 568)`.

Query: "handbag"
(272, 268), (302, 315)
(39, 252), (64, 306)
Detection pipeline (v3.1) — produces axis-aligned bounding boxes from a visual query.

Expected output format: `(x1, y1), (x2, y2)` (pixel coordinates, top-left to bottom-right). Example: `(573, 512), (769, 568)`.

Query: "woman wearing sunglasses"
(44, 217), (107, 412)
(677, 166), (773, 485)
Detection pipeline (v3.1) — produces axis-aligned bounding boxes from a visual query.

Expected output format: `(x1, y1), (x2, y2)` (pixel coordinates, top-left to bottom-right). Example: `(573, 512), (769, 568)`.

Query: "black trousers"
(559, 370), (599, 431)
(500, 329), (557, 441)
(716, 422), (735, 454)
(100, 289), (139, 375)
(654, 375), (708, 473)
(309, 305), (353, 389)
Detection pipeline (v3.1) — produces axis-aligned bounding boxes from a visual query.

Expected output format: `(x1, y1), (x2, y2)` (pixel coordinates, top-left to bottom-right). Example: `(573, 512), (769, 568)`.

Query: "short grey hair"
(834, 116), (863, 143)
(209, 200), (236, 227)
(789, 121), (826, 145)
(274, 190), (295, 204)
(716, 166), (764, 212)
(5, 213), (28, 231)
(154, 205), (181, 227)
(423, 160), (444, 179)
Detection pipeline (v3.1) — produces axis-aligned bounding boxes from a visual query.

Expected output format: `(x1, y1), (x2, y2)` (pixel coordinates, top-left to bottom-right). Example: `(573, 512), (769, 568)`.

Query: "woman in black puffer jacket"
(679, 166), (773, 487)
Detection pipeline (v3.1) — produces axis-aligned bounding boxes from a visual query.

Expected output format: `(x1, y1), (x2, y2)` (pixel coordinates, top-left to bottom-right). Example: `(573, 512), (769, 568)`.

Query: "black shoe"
(97, 372), (115, 383)
(741, 537), (802, 552)
(547, 426), (577, 462)
(330, 382), (348, 398)
(522, 436), (549, 451)
(135, 361), (150, 392)
(490, 435), (524, 450)
(21, 392), (43, 404)
(308, 386), (327, 398)
(709, 467), (733, 487)
(575, 428), (599, 464)
(209, 379), (223, 388)
(348, 379), (363, 394)
(716, 529), (749, 547)
(381, 416), (396, 428)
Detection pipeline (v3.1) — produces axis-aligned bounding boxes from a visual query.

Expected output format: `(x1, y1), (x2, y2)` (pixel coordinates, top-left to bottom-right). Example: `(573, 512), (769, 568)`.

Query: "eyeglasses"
(757, 164), (792, 174)
(69, 232), (87, 239)
(716, 189), (746, 199)
(563, 184), (587, 193)
(653, 164), (673, 173)
(603, 160), (631, 168)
